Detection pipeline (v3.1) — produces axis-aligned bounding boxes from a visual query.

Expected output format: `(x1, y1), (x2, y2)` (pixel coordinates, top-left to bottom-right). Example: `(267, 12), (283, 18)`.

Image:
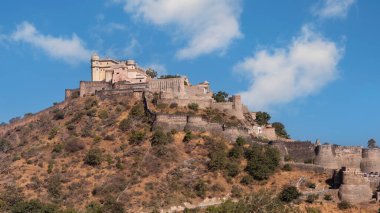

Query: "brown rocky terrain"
(0, 95), (378, 213)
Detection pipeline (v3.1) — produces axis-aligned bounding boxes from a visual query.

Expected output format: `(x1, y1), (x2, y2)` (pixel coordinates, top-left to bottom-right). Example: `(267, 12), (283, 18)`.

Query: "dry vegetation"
(0, 96), (378, 213)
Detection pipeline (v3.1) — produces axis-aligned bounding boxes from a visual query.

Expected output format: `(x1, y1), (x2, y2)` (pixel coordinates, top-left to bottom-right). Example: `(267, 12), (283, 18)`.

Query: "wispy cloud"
(234, 25), (343, 110)
(313, 0), (356, 19)
(144, 63), (167, 76)
(123, 0), (242, 59)
(11, 22), (91, 65)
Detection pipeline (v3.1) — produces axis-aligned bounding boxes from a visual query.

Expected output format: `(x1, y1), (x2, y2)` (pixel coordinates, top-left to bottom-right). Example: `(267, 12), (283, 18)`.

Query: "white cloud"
(234, 25), (343, 110)
(123, 0), (242, 59)
(314, 0), (355, 19)
(11, 22), (91, 64)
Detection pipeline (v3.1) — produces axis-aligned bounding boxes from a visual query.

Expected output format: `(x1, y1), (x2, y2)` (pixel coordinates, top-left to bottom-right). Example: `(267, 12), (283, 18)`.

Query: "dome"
(91, 53), (100, 60)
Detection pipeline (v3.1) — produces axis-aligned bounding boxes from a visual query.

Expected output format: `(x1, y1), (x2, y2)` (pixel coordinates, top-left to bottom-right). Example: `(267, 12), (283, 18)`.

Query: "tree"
(255, 111), (271, 126)
(278, 186), (301, 202)
(212, 91), (229, 102)
(146, 68), (157, 78)
(272, 122), (290, 139)
(368, 138), (377, 149)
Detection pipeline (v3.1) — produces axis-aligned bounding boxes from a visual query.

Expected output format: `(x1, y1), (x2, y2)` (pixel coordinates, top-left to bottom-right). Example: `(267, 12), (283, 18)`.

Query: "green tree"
(255, 112), (271, 126)
(84, 148), (103, 166)
(368, 138), (377, 149)
(212, 91), (229, 103)
(272, 122), (290, 139)
(146, 68), (157, 78)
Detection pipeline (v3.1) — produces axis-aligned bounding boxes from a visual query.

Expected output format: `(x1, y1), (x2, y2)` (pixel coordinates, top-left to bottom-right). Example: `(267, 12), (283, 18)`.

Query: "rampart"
(314, 145), (362, 170)
(338, 170), (373, 204)
(79, 81), (112, 97)
(271, 141), (316, 163)
(361, 148), (380, 173)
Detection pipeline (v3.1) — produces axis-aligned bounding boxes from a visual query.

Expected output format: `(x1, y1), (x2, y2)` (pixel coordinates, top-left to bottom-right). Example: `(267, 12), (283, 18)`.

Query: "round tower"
(361, 148), (380, 173)
(91, 53), (100, 81)
(314, 144), (339, 169)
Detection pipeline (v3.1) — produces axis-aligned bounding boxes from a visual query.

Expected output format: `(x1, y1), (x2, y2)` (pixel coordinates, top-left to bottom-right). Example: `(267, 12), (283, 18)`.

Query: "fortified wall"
(338, 169), (373, 204)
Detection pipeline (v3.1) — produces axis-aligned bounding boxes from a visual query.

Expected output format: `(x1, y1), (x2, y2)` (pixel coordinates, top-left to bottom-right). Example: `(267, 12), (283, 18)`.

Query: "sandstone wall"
(361, 148), (380, 173)
(154, 114), (188, 131)
(65, 89), (80, 100)
(338, 172), (372, 204)
(314, 145), (362, 170)
(148, 78), (185, 97)
(79, 81), (112, 97)
(271, 141), (316, 162)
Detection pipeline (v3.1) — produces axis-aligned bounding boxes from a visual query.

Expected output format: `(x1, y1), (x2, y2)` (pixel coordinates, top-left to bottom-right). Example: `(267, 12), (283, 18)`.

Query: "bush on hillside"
(119, 118), (132, 132)
(151, 130), (173, 146)
(84, 148), (103, 166)
(188, 103), (199, 111)
(64, 137), (85, 153)
(129, 131), (146, 145)
(338, 201), (352, 210)
(278, 186), (301, 202)
(245, 144), (280, 180)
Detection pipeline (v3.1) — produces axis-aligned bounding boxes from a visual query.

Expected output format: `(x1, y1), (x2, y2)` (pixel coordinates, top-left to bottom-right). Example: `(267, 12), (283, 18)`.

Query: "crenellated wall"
(314, 145), (363, 170)
(361, 148), (380, 173)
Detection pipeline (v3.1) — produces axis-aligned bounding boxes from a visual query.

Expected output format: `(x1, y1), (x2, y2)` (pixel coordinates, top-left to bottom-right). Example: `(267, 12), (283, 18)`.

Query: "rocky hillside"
(0, 95), (378, 213)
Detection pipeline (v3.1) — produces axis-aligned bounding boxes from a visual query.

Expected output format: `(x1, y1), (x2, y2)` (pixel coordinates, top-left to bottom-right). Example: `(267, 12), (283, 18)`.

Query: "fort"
(64, 54), (278, 140)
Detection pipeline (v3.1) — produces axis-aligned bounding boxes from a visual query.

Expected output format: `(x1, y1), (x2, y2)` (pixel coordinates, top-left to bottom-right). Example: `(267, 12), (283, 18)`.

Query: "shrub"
(284, 155), (292, 162)
(272, 122), (290, 139)
(169, 103), (178, 109)
(183, 131), (193, 143)
(235, 136), (246, 146)
(278, 186), (301, 202)
(85, 148), (103, 166)
(231, 185), (243, 198)
(225, 161), (240, 177)
(98, 110), (109, 119)
(129, 103), (146, 120)
(65, 137), (85, 153)
(228, 145), (244, 159)
(157, 103), (168, 110)
(212, 91), (229, 103)
(306, 207), (321, 213)
(46, 174), (62, 199)
(151, 130), (173, 146)
(47, 161), (54, 174)
(306, 194), (318, 203)
(0, 139), (11, 152)
(255, 112), (271, 126)
(323, 194), (332, 201)
(52, 110), (64, 120)
(282, 164), (292, 171)
(84, 97), (98, 110)
(245, 145), (280, 180)
(240, 175), (254, 185)
(48, 127), (58, 140)
(338, 201), (352, 210)
(188, 103), (199, 111)
(52, 144), (63, 154)
(11, 200), (59, 213)
(194, 181), (206, 198)
(307, 182), (316, 189)
(129, 131), (146, 145)
(119, 118), (132, 132)
(115, 157), (124, 170)
(93, 136), (102, 144)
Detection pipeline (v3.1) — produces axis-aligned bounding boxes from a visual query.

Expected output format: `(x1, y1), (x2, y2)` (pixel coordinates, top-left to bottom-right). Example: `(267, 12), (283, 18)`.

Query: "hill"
(0, 95), (378, 213)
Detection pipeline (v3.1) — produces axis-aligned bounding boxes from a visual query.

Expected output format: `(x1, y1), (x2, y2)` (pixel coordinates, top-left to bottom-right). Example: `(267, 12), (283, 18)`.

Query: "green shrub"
(48, 127), (58, 140)
(84, 97), (98, 110)
(231, 185), (243, 198)
(169, 103), (178, 108)
(323, 194), (332, 201)
(240, 175), (254, 185)
(11, 200), (59, 213)
(0, 139), (11, 153)
(282, 164), (292, 171)
(52, 110), (65, 120)
(338, 201), (352, 210)
(306, 194), (318, 203)
(245, 145), (280, 180)
(115, 157), (124, 170)
(188, 103), (199, 111)
(225, 161), (240, 177)
(307, 182), (316, 189)
(47, 161), (54, 174)
(228, 145), (244, 159)
(235, 136), (246, 146)
(194, 181), (206, 198)
(278, 186), (301, 202)
(284, 155), (292, 162)
(129, 131), (146, 145)
(84, 148), (103, 166)
(183, 131), (193, 143)
(157, 103), (168, 110)
(151, 130), (173, 146)
(93, 136), (102, 144)
(46, 174), (62, 199)
(306, 207), (321, 213)
(52, 144), (63, 154)
(98, 110), (109, 119)
(119, 118), (132, 132)
(129, 103), (146, 120)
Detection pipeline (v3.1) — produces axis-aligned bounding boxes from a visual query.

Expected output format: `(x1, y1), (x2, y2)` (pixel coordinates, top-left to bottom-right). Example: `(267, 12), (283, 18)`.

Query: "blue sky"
(0, 0), (379, 146)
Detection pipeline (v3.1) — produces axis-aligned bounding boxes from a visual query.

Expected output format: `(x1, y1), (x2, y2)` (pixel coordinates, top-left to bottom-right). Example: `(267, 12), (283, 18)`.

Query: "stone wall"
(338, 171), (373, 204)
(271, 141), (316, 162)
(361, 148), (380, 173)
(65, 89), (80, 100)
(314, 145), (363, 170)
(148, 78), (185, 98)
(79, 81), (112, 97)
